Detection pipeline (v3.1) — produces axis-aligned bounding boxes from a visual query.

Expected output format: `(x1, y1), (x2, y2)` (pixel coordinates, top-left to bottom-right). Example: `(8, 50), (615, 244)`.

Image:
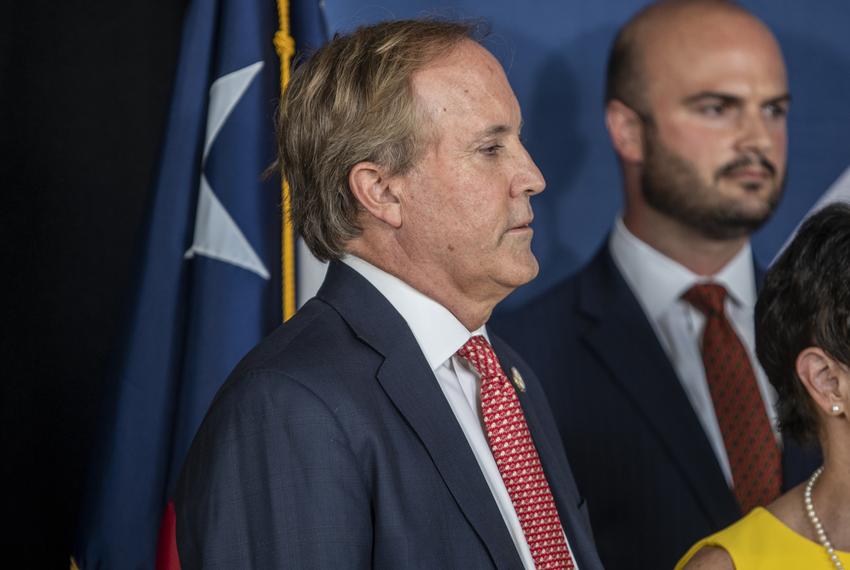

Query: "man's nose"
(512, 145), (546, 198)
(734, 109), (778, 156)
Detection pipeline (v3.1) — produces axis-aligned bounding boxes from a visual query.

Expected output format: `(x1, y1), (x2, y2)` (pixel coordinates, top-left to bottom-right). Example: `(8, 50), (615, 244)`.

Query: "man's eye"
(763, 103), (788, 119)
(698, 102), (729, 116)
(481, 144), (504, 155)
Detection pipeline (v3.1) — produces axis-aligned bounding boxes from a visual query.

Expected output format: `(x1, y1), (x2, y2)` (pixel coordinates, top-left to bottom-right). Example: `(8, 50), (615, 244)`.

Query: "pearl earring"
(831, 403), (842, 414)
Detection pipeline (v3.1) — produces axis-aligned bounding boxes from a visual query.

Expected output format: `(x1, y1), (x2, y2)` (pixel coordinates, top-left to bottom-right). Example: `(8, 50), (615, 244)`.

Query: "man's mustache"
(717, 155), (777, 178)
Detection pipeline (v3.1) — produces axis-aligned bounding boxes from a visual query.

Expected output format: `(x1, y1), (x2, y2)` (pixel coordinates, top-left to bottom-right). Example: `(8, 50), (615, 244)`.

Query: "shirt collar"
(609, 217), (756, 319)
(342, 255), (487, 371)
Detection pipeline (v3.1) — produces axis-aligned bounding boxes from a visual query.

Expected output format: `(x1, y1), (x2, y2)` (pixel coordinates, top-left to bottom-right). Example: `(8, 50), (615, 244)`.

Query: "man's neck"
(345, 242), (501, 332)
(623, 209), (749, 276)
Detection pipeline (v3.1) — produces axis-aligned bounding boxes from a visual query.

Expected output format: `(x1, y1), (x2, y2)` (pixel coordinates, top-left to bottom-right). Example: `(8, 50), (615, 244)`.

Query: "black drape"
(1, 0), (188, 563)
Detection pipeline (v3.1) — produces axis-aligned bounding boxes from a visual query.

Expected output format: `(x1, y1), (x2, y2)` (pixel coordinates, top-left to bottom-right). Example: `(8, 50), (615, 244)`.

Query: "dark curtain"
(0, 0), (188, 564)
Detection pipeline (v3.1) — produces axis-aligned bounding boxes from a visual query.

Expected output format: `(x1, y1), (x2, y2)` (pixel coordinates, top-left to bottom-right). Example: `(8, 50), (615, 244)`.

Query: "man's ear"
(605, 99), (645, 164)
(348, 161), (402, 229)
(796, 347), (848, 417)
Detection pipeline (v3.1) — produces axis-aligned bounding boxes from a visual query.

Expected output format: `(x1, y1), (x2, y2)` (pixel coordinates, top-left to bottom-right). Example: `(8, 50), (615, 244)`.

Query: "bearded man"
(492, 1), (821, 569)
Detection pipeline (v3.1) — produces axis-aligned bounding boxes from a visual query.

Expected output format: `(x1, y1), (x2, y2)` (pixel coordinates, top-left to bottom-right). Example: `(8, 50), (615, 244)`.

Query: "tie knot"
(682, 283), (728, 316)
(456, 335), (500, 378)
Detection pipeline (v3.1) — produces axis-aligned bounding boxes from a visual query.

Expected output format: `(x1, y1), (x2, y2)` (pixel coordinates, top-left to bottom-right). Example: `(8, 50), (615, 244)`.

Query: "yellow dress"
(676, 507), (850, 569)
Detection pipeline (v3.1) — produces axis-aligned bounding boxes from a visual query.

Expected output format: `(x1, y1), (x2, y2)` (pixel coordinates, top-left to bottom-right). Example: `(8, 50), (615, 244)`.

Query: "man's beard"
(640, 129), (785, 240)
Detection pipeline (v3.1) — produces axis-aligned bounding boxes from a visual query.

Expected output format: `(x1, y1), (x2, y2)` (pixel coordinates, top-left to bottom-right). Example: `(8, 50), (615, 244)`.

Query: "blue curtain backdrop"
(313, 0), (850, 309)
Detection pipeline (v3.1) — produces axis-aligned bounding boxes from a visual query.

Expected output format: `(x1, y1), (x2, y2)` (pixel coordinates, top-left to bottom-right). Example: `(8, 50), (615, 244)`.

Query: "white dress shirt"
(343, 255), (578, 570)
(608, 218), (780, 487)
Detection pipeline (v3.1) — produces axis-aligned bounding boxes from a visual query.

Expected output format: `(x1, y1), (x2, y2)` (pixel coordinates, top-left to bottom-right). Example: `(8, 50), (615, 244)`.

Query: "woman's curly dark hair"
(755, 202), (850, 444)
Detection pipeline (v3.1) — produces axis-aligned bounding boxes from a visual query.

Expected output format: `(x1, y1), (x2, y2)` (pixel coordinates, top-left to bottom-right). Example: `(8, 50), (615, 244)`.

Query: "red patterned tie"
(457, 335), (574, 570)
(683, 283), (782, 513)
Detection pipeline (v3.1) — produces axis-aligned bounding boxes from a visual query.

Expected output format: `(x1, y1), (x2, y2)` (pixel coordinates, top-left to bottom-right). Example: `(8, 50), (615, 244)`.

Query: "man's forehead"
(638, 11), (787, 98)
(650, 48), (787, 101)
(412, 41), (520, 127)
(426, 39), (498, 68)
(412, 42), (503, 94)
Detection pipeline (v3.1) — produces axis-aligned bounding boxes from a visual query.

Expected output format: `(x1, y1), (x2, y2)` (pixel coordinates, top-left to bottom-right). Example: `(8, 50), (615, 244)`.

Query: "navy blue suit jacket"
(492, 244), (820, 570)
(176, 261), (604, 569)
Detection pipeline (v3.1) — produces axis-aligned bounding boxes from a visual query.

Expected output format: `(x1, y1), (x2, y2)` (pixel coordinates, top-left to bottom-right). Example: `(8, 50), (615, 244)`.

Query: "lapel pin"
(510, 367), (526, 393)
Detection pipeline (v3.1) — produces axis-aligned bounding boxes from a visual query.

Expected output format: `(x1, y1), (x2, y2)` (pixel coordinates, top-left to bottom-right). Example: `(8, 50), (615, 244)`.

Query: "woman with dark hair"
(677, 203), (850, 569)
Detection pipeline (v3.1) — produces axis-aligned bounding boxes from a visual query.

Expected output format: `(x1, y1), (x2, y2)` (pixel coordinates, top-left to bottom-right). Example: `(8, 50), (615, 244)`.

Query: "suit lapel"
(494, 342), (602, 570)
(494, 344), (577, 507)
(317, 262), (523, 569)
(376, 355), (523, 569)
(578, 249), (740, 527)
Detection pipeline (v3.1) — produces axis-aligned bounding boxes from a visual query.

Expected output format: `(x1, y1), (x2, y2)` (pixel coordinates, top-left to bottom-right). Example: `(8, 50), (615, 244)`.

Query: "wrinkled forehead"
(411, 41), (521, 131)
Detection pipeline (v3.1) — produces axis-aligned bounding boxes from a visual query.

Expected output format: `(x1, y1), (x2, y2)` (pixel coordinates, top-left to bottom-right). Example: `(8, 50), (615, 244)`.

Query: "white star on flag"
(185, 61), (270, 280)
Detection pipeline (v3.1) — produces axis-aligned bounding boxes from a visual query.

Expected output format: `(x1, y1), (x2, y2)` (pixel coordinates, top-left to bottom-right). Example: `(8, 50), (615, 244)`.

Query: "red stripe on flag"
(156, 501), (181, 570)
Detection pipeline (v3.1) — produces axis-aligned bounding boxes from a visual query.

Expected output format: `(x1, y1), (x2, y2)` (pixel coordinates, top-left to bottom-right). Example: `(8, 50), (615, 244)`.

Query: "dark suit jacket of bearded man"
(491, 243), (821, 570)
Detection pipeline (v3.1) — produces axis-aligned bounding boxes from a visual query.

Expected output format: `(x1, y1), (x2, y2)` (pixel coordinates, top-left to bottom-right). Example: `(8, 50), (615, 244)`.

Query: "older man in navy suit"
(493, 2), (820, 569)
(176, 20), (603, 569)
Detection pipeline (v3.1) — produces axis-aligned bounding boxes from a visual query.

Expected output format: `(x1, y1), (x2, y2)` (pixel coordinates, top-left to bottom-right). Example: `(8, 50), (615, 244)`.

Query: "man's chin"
(718, 178), (782, 204)
(696, 209), (773, 240)
(502, 256), (540, 289)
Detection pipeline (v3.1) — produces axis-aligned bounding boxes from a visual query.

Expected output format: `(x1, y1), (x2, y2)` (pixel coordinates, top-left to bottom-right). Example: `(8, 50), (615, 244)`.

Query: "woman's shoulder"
(765, 483), (809, 537)
(675, 508), (788, 569)
(681, 546), (735, 570)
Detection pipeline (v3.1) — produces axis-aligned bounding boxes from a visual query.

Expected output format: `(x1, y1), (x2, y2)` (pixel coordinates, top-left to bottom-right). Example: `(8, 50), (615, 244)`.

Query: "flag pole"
(274, 0), (296, 321)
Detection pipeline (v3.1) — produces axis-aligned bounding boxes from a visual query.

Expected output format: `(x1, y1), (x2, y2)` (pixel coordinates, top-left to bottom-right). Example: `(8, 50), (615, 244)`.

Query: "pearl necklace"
(804, 466), (845, 569)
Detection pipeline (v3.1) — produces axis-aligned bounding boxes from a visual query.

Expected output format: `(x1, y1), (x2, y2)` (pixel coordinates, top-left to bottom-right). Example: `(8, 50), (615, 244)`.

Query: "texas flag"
(72, 0), (285, 566)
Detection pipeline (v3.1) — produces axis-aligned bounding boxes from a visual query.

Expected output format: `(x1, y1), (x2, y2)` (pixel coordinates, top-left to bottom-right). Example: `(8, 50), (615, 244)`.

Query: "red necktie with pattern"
(682, 283), (782, 513)
(456, 335), (574, 570)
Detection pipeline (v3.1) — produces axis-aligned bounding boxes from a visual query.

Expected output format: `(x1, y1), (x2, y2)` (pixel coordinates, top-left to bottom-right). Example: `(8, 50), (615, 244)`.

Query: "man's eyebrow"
(682, 91), (792, 106)
(682, 91), (742, 105)
(474, 120), (524, 140)
(764, 93), (792, 106)
(477, 124), (511, 139)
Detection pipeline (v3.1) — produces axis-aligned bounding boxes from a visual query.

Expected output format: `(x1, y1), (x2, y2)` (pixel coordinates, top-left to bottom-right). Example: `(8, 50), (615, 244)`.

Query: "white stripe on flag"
(297, 238), (328, 308)
(774, 164), (850, 262)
